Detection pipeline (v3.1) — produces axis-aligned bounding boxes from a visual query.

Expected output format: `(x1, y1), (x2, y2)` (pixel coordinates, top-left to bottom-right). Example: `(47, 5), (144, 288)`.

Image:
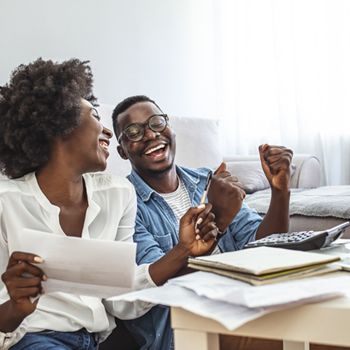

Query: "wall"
(0, 0), (218, 119)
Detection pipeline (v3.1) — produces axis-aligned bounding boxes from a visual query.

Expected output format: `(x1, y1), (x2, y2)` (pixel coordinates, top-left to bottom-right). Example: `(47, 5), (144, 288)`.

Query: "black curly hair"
(111, 95), (162, 139)
(0, 58), (97, 178)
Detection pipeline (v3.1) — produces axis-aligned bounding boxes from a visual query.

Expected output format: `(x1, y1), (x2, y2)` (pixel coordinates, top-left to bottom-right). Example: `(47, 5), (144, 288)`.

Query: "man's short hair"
(112, 95), (162, 137)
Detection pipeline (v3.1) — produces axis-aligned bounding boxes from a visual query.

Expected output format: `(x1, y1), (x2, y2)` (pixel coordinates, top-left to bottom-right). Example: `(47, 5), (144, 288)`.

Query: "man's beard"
(144, 160), (175, 178)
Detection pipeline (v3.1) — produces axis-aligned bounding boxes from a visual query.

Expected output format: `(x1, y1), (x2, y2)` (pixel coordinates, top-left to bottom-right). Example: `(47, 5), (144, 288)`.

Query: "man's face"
(116, 101), (176, 177)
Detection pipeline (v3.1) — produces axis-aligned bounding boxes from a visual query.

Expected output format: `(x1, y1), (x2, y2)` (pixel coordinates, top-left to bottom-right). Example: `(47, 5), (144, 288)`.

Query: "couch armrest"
(290, 154), (321, 188)
(223, 154), (321, 189)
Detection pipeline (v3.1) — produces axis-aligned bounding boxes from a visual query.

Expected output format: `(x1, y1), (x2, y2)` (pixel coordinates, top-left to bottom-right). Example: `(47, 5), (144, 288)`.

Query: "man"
(112, 95), (293, 350)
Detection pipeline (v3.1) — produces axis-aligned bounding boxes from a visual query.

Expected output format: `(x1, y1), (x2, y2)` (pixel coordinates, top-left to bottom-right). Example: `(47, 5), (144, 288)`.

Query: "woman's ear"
(117, 145), (128, 160)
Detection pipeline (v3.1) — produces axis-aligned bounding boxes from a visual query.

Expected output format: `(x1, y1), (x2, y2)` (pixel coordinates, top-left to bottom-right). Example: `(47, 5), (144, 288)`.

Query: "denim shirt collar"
(128, 166), (201, 203)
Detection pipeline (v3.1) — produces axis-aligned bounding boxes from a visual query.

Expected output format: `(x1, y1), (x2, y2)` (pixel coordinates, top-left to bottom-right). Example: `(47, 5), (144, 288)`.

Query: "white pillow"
(229, 161), (270, 194)
(227, 161), (296, 194)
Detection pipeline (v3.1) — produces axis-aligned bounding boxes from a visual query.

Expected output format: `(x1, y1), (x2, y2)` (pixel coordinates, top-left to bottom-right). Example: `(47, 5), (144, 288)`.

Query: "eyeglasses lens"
(149, 115), (167, 132)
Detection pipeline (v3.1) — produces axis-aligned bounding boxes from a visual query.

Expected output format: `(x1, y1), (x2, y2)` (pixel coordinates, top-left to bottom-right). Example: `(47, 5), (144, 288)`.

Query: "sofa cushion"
(97, 104), (223, 177)
(226, 161), (270, 194)
(226, 161), (296, 194)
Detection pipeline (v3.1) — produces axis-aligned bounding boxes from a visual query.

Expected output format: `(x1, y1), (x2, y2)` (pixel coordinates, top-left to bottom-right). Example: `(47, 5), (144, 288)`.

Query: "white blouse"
(0, 172), (155, 349)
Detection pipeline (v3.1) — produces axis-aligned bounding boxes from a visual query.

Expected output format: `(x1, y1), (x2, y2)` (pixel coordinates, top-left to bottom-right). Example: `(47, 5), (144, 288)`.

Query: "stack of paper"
(188, 247), (340, 285)
(112, 272), (350, 331)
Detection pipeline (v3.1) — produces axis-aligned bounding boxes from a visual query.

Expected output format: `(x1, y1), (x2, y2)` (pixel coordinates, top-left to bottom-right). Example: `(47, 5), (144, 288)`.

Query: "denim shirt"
(123, 166), (263, 350)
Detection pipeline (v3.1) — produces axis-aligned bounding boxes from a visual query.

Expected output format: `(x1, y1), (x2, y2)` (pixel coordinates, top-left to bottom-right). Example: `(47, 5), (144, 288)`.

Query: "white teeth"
(145, 144), (165, 155)
(99, 140), (109, 150)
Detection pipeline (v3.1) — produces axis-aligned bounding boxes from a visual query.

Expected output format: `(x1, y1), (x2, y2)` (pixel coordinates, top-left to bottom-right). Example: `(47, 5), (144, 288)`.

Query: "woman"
(0, 58), (217, 349)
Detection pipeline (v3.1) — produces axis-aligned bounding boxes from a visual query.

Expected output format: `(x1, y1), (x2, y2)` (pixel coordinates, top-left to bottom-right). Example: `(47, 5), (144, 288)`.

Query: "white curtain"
(211, 0), (350, 185)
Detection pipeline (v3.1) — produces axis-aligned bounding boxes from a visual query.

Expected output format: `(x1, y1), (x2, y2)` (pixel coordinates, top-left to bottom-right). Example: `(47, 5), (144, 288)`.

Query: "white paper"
(317, 240), (350, 271)
(109, 284), (267, 331)
(111, 277), (342, 331)
(168, 271), (349, 308)
(9, 228), (136, 298)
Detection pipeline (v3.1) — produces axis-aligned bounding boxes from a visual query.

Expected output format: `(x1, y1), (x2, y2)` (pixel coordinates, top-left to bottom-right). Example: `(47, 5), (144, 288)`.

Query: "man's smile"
(143, 142), (168, 160)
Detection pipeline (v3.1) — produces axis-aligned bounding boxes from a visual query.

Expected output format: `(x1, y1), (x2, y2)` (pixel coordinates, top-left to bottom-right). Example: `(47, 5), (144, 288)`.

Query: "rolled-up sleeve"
(0, 326), (26, 350)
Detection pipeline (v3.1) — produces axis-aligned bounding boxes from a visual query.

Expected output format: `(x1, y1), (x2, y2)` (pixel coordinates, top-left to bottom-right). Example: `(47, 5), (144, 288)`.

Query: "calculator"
(244, 222), (350, 251)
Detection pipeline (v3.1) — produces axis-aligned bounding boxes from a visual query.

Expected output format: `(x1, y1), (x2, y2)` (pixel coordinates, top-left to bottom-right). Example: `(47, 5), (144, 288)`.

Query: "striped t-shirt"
(158, 178), (191, 221)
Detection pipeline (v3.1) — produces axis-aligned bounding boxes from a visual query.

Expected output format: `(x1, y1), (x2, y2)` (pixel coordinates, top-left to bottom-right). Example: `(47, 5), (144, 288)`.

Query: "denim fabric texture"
(10, 329), (98, 350)
(123, 166), (263, 350)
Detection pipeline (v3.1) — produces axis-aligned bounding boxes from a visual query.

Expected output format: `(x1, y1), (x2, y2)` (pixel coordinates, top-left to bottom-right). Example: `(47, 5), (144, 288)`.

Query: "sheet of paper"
(8, 228), (136, 298)
(168, 271), (350, 308)
(109, 284), (267, 331)
(111, 276), (343, 331)
(316, 240), (350, 271)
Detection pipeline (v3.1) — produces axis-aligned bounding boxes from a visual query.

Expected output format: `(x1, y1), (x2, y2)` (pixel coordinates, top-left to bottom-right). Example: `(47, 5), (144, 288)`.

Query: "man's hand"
(259, 144), (293, 192)
(207, 163), (246, 233)
(1, 252), (46, 319)
(149, 203), (219, 286)
(178, 203), (219, 256)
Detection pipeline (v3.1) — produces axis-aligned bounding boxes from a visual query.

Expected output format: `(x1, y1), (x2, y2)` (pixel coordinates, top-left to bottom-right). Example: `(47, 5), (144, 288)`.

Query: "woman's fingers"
(10, 286), (42, 299)
(196, 212), (215, 232)
(8, 252), (44, 268)
(200, 224), (219, 242)
(7, 275), (44, 288)
(4, 260), (46, 279)
(180, 204), (208, 226)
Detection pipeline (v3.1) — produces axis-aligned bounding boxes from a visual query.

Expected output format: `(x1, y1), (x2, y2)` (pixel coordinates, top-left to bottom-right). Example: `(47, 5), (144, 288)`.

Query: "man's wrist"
(216, 229), (226, 241)
(271, 187), (290, 198)
(216, 220), (230, 234)
(174, 242), (191, 259)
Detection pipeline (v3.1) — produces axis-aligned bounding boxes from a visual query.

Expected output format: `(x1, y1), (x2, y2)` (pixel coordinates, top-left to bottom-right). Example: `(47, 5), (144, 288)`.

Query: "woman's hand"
(179, 203), (219, 256)
(1, 252), (46, 319)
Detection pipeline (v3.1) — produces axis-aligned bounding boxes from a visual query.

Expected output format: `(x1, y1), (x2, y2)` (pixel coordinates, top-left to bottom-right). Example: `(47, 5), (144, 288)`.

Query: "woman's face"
(60, 99), (113, 173)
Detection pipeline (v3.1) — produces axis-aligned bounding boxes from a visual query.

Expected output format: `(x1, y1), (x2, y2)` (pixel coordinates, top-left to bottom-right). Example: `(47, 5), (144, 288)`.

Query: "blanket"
(245, 186), (350, 219)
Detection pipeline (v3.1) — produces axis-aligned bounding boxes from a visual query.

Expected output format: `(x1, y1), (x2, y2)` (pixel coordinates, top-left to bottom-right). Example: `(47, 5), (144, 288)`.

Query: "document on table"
(316, 240), (350, 271)
(111, 270), (350, 331)
(109, 284), (267, 331)
(8, 228), (136, 298)
(168, 271), (350, 308)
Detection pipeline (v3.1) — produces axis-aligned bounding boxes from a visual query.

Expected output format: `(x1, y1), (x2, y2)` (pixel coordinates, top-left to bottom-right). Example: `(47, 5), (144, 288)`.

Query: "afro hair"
(0, 58), (97, 178)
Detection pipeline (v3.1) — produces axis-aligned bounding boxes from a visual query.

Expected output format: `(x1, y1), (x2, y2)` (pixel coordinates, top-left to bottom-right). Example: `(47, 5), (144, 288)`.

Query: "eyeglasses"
(117, 114), (169, 142)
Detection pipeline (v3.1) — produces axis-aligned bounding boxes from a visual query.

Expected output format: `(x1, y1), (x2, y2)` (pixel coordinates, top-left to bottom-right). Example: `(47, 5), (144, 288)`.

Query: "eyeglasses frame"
(117, 113), (169, 143)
